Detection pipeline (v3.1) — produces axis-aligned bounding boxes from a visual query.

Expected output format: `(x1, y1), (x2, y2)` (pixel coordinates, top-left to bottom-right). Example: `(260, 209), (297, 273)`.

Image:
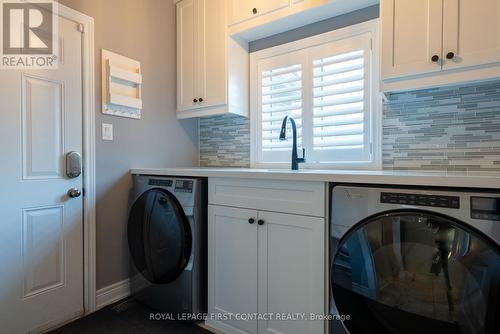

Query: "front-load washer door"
(331, 210), (500, 334)
(128, 188), (192, 284)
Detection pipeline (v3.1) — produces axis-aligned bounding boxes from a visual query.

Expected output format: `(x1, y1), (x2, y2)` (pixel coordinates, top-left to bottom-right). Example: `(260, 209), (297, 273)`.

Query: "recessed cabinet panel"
(381, 0), (443, 79)
(176, 0), (197, 111)
(443, 0), (500, 70)
(208, 205), (259, 334)
(228, 0), (290, 26)
(258, 211), (325, 334)
(197, 0), (227, 109)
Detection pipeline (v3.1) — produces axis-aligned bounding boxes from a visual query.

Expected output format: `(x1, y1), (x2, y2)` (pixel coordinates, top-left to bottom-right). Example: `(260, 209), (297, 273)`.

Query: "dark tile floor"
(50, 299), (211, 334)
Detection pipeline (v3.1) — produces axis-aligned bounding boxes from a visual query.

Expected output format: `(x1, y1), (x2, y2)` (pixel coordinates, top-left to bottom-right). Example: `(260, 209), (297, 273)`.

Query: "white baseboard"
(95, 278), (131, 311)
(95, 275), (150, 311)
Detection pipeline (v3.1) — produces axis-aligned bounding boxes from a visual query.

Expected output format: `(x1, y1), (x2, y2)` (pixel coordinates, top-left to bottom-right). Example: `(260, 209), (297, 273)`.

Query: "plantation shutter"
(254, 32), (373, 165)
(258, 51), (305, 162)
(309, 35), (372, 163)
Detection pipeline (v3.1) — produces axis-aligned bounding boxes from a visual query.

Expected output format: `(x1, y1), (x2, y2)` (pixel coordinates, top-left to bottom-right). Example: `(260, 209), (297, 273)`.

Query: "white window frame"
(250, 19), (382, 170)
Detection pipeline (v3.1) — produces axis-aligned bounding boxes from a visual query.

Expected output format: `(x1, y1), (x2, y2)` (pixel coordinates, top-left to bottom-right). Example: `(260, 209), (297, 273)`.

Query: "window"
(251, 20), (380, 169)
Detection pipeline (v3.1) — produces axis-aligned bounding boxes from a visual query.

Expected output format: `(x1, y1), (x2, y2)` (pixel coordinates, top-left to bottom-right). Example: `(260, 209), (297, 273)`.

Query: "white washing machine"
(330, 185), (500, 334)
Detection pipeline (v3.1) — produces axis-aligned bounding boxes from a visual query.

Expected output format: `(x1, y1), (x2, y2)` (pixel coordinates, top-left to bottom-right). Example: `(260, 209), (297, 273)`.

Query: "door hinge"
(77, 23), (84, 33)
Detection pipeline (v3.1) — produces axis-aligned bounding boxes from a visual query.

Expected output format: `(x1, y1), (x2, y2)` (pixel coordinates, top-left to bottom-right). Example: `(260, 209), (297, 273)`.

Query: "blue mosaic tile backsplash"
(383, 81), (500, 172)
(199, 80), (500, 171)
(199, 114), (250, 167)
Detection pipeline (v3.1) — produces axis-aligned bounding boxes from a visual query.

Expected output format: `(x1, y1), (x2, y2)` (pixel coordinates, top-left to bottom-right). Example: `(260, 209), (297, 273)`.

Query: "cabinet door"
(176, 0), (198, 111)
(257, 211), (325, 334)
(381, 0), (443, 79)
(197, 0), (227, 109)
(443, 0), (500, 70)
(208, 205), (259, 334)
(228, 0), (290, 26)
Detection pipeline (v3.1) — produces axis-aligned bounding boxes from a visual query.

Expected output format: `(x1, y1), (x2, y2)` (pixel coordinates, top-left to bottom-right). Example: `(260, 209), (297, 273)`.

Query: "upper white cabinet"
(229, 0), (379, 41)
(228, 0), (290, 26)
(177, 0), (198, 111)
(381, 0), (500, 91)
(176, 0), (249, 119)
(442, 0), (500, 70)
(381, 0), (443, 79)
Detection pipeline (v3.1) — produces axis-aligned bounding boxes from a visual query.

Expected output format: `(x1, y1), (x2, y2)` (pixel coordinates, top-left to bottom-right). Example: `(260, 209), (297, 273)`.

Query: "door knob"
(193, 98), (198, 103)
(446, 52), (455, 59)
(258, 219), (264, 226)
(199, 98), (204, 102)
(249, 218), (255, 224)
(252, 8), (257, 14)
(431, 55), (440, 62)
(67, 188), (82, 198)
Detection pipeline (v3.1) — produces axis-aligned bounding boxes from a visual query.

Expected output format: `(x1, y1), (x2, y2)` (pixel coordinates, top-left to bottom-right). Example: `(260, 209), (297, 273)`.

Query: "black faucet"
(279, 116), (305, 170)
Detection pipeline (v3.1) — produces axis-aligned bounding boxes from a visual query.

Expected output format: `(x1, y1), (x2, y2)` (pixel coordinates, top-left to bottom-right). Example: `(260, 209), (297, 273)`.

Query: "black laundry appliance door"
(128, 188), (192, 284)
(331, 210), (500, 334)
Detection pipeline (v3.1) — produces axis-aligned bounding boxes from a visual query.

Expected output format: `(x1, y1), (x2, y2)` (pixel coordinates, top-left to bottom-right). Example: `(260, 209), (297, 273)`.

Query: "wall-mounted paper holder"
(102, 49), (142, 119)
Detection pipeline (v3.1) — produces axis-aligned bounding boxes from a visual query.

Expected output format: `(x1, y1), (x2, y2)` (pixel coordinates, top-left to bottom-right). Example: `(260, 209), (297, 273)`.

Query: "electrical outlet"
(102, 123), (113, 141)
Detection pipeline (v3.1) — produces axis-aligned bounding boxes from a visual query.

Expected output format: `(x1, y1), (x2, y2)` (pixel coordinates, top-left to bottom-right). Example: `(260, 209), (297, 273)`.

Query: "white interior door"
(0, 15), (84, 334)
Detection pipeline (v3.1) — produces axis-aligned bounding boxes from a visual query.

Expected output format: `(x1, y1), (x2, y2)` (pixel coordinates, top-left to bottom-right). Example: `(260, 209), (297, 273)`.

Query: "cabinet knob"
(199, 97), (204, 102)
(431, 55), (440, 63)
(258, 219), (264, 226)
(193, 98), (198, 103)
(252, 8), (257, 14)
(249, 218), (255, 224)
(446, 52), (455, 59)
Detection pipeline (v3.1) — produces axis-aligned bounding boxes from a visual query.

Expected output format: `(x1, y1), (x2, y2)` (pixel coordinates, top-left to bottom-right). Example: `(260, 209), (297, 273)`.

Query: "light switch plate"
(102, 123), (113, 141)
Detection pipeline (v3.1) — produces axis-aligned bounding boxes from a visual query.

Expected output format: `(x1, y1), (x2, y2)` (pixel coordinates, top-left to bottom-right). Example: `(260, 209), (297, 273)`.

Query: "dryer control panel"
(381, 192), (460, 209)
(471, 197), (500, 221)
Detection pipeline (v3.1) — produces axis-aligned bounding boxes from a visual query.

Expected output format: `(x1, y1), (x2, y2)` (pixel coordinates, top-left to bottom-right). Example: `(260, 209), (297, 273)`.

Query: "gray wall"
(59, 0), (199, 289)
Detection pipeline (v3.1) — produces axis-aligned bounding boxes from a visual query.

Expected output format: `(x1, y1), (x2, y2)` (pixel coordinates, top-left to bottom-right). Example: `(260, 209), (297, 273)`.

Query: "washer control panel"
(175, 180), (194, 193)
(381, 192), (460, 209)
(148, 179), (173, 187)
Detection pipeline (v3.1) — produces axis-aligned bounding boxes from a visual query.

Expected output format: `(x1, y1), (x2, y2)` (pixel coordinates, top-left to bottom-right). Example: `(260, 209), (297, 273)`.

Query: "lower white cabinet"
(208, 205), (259, 334)
(207, 205), (325, 334)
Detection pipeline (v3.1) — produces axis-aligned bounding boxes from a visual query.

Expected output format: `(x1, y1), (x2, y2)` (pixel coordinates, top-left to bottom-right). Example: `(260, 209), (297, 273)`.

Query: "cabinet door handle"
(199, 97), (204, 102)
(249, 218), (255, 224)
(431, 55), (440, 63)
(258, 219), (264, 226)
(252, 8), (258, 14)
(193, 98), (198, 103)
(446, 52), (455, 59)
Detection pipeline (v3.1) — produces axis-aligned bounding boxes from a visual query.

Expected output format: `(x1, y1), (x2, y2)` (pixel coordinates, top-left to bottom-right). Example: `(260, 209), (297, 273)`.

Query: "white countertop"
(130, 167), (500, 189)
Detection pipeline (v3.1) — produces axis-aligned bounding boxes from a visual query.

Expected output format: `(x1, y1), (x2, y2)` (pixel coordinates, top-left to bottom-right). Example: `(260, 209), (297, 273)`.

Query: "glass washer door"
(331, 210), (500, 334)
(128, 188), (192, 284)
